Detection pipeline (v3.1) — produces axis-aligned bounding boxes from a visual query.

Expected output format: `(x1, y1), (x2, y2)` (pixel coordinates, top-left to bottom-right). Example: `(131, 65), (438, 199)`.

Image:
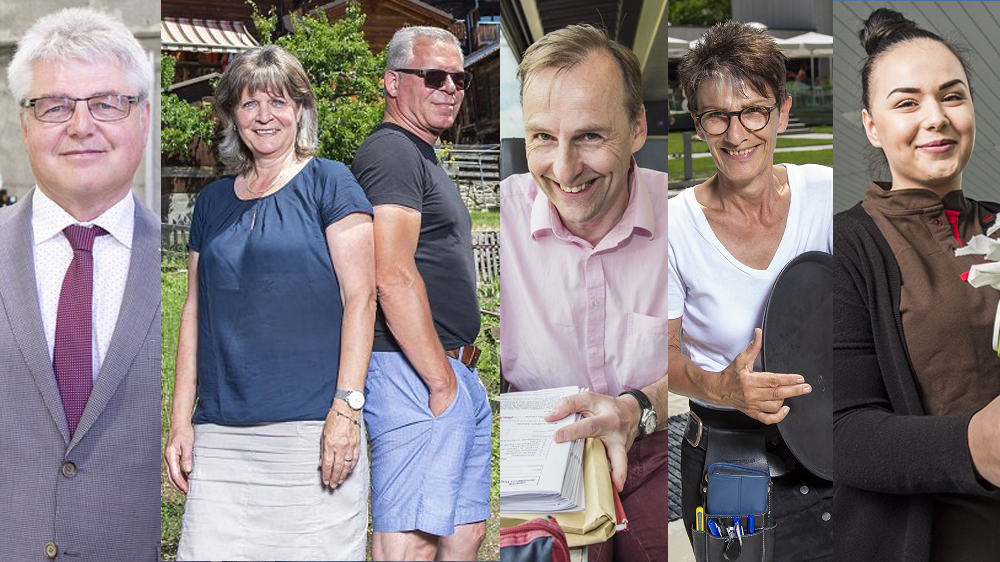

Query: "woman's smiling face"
(862, 38), (974, 191)
(694, 75), (791, 185)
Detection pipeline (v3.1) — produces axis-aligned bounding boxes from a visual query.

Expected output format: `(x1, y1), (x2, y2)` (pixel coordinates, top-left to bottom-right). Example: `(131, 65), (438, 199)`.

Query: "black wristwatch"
(619, 389), (657, 440)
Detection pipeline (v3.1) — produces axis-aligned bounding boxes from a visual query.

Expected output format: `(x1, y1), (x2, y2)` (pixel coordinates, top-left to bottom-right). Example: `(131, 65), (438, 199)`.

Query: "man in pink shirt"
(499, 24), (670, 562)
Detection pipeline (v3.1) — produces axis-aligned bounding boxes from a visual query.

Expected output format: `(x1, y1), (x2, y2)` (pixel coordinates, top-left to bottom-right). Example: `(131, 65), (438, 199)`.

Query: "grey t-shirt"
(351, 123), (480, 351)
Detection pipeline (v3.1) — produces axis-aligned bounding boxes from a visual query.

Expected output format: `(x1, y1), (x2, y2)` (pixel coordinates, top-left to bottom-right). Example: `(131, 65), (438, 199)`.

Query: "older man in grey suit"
(0, 8), (160, 561)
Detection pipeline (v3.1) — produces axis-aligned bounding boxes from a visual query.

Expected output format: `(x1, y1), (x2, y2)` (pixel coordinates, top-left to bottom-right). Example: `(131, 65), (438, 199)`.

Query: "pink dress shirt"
(499, 164), (670, 396)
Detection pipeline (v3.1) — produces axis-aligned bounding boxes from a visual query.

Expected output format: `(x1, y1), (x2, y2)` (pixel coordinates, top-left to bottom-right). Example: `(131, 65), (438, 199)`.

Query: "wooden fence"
(449, 144), (499, 210)
(472, 230), (499, 286)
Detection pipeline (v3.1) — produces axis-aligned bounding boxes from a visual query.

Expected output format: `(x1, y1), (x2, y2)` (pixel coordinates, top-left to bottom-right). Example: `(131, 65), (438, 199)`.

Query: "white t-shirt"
(667, 164), (832, 409)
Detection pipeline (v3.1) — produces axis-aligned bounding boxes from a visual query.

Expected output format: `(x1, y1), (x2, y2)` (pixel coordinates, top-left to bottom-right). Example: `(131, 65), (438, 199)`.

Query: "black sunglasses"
(394, 68), (473, 91)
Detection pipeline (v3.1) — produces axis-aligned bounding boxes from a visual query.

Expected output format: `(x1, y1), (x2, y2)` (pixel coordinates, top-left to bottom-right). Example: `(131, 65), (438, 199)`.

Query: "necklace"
(244, 162), (292, 196)
(243, 159), (298, 230)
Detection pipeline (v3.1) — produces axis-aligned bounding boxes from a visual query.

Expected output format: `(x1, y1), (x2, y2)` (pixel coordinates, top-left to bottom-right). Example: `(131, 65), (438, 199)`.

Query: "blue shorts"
(364, 351), (492, 535)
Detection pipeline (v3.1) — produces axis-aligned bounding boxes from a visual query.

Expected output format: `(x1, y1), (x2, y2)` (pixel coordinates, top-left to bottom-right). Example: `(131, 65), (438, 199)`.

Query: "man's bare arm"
(372, 204), (456, 416)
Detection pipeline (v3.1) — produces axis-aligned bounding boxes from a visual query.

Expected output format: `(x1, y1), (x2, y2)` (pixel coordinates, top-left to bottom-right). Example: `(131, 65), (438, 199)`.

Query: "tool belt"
(445, 344), (481, 369)
(687, 403), (776, 562)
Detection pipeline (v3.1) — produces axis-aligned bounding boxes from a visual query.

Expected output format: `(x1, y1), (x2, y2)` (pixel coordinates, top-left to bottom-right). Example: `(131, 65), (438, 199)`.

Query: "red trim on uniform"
(943, 209), (962, 244)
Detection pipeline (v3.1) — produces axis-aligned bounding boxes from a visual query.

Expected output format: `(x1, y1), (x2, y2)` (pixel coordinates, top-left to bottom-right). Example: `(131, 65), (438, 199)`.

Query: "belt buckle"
(685, 410), (703, 448)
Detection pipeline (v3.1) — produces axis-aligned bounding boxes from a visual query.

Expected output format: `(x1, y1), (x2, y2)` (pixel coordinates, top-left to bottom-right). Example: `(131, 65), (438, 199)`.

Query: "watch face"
(642, 411), (658, 435)
(347, 391), (365, 410)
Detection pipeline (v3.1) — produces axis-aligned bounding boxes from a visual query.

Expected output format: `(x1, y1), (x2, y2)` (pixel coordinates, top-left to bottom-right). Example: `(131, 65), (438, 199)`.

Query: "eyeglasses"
(695, 105), (777, 135)
(23, 94), (140, 123)
(394, 69), (473, 91)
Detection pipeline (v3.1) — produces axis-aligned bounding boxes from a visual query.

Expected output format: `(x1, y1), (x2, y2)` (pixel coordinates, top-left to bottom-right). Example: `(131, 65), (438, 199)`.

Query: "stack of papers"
(499, 386), (585, 513)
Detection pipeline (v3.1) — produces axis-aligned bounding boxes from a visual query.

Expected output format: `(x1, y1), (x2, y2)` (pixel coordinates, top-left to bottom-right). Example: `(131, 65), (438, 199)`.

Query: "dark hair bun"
(859, 8), (921, 56)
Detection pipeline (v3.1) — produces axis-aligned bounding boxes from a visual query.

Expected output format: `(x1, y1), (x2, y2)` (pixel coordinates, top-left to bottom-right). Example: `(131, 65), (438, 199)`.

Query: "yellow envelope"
(500, 438), (618, 547)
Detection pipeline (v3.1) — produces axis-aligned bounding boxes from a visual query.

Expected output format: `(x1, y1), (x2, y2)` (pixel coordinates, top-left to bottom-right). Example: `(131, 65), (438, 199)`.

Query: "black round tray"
(761, 251), (833, 481)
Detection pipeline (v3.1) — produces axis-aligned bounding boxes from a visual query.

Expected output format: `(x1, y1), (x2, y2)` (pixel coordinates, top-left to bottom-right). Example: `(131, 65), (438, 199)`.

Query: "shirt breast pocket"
(622, 312), (669, 386)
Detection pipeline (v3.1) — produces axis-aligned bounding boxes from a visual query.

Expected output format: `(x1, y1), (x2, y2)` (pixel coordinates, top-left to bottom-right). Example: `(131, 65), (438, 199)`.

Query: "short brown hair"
(679, 21), (788, 114)
(517, 24), (643, 126)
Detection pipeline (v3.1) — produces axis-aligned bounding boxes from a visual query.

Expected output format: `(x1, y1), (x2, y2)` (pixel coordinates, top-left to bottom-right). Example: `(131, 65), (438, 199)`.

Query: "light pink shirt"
(499, 165), (670, 396)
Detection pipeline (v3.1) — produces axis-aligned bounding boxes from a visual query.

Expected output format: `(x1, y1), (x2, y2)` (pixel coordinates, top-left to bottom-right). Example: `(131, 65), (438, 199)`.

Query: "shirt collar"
(864, 181), (972, 216)
(32, 188), (135, 249)
(529, 159), (656, 243)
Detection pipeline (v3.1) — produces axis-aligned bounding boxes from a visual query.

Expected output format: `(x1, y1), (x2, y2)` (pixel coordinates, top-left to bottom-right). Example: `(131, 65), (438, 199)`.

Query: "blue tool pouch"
(691, 430), (775, 561)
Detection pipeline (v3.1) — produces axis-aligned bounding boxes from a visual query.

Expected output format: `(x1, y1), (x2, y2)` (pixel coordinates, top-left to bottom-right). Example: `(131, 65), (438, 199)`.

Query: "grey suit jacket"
(0, 191), (160, 561)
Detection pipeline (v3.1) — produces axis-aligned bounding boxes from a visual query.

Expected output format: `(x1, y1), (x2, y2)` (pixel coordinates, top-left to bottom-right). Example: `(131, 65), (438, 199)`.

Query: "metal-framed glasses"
(696, 105), (777, 135)
(394, 69), (473, 91)
(23, 94), (140, 123)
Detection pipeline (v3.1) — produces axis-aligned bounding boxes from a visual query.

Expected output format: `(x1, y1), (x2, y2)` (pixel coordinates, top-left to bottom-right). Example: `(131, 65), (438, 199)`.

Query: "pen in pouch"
(749, 514), (755, 534)
(696, 507), (705, 531)
(708, 519), (721, 537)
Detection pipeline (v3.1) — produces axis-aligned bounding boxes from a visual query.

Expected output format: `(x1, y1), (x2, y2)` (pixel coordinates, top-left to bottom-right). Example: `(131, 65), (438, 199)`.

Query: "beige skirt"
(176, 421), (368, 561)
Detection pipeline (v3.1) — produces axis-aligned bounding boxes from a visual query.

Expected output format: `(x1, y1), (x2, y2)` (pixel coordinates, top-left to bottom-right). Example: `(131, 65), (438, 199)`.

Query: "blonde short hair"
(517, 24), (643, 126)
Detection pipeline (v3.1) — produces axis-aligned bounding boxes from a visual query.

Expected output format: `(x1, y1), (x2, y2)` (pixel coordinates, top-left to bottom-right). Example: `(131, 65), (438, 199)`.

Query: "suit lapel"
(70, 200), (159, 450)
(0, 192), (71, 443)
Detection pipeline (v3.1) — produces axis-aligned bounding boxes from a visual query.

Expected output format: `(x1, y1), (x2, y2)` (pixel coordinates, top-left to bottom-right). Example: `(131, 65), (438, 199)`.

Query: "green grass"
(668, 149), (833, 181)
(160, 270), (185, 560)
(160, 268), (500, 560)
(666, 132), (831, 155)
(471, 211), (499, 231)
(812, 125), (833, 134)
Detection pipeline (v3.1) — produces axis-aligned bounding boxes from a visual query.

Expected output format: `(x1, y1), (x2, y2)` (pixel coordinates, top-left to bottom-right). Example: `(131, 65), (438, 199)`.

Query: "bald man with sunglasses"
(351, 26), (491, 562)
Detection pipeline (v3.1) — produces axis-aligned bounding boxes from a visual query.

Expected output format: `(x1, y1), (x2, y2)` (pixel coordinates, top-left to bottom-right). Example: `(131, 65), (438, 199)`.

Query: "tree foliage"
(668, 0), (732, 26)
(161, 2), (385, 165)
(253, 1), (385, 164)
(160, 55), (216, 162)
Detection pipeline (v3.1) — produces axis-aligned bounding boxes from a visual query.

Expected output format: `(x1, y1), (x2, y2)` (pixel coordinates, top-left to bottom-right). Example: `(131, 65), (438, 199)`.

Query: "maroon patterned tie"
(53, 224), (107, 437)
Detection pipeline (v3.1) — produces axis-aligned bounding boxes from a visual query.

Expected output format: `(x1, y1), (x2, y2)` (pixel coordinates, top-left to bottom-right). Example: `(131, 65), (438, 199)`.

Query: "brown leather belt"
(445, 345), (481, 369)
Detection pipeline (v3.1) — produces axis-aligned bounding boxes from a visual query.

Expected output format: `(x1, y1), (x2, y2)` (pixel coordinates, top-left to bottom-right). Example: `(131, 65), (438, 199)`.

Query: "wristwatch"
(334, 389), (365, 411)
(619, 389), (657, 439)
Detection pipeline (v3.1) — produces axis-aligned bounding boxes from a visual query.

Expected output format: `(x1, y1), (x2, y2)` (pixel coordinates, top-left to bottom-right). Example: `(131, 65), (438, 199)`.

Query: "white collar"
(31, 188), (135, 249)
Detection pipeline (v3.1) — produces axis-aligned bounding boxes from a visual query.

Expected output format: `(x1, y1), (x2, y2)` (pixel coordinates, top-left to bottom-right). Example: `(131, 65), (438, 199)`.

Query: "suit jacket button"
(44, 541), (58, 559)
(61, 461), (77, 478)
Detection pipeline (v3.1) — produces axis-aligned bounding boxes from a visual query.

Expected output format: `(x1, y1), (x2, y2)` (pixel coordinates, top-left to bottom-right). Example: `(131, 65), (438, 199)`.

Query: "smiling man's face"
(388, 39), (465, 140)
(522, 51), (646, 243)
(21, 59), (149, 211)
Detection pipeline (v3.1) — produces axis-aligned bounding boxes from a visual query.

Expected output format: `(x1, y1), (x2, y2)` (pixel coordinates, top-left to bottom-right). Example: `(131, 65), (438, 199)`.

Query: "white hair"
(7, 7), (151, 104)
(385, 26), (463, 70)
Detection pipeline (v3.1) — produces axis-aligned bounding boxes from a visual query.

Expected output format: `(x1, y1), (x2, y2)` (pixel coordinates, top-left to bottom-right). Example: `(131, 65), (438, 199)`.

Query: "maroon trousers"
(588, 428), (670, 562)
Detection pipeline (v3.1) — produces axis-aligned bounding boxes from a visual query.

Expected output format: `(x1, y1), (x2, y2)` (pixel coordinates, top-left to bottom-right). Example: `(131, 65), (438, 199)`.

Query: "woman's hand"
(320, 405), (362, 488)
(164, 423), (195, 493)
(716, 328), (812, 424)
(969, 395), (1000, 487)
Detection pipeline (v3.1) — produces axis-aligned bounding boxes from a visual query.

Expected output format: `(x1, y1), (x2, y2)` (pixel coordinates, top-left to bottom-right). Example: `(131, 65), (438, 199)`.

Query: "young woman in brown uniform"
(834, 8), (1000, 561)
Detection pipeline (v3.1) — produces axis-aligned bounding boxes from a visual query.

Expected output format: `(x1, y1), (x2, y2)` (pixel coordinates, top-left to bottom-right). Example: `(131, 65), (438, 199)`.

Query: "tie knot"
(63, 224), (107, 252)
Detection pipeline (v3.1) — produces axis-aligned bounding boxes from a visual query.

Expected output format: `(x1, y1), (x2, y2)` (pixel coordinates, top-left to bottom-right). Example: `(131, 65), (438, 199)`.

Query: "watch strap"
(620, 389), (652, 411)
(620, 389), (654, 439)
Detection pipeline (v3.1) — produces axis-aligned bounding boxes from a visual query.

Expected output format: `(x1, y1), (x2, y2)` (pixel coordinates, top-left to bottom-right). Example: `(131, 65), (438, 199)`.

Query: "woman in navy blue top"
(164, 45), (376, 561)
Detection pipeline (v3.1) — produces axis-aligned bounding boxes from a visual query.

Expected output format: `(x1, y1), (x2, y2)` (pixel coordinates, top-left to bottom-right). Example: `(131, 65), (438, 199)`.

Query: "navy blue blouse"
(188, 158), (373, 425)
